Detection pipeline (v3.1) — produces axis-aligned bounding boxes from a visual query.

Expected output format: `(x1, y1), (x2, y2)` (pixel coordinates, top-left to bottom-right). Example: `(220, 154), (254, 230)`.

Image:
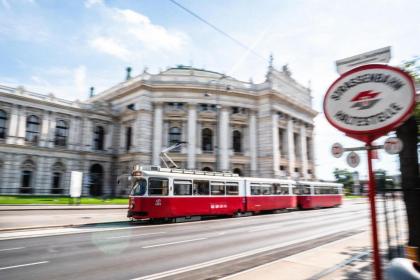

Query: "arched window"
(51, 162), (65, 194)
(233, 130), (242, 153)
(233, 168), (243, 176)
(202, 167), (213, 172)
(20, 159), (35, 194)
(168, 127), (181, 152)
(89, 164), (104, 196)
(202, 128), (213, 152)
(26, 115), (40, 144)
(93, 126), (105, 150)
(0, 110), (7, 139)
(126, 127), (132, 151)
(54, 120), (68, 147)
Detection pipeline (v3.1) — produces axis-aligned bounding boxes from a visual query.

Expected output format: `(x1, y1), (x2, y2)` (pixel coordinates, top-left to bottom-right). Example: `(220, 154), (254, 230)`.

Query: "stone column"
(0, 155), (12, 193)
(47, 112), (56, 148)
(40, 111), (50, 147)
(300, 125), (308, 179)
(152, 103), (163, 166)
(272, 113), (280, 176)
(82, 117), (92, 151)
(187, 104), (197, 169)
(287, 117), (295, 177)
(105, 123), (114, 152)
(16, 106), (26, 145)
(68, 117), (76, 150)
(6, 105), (19, 144)
(249, 111), (257, 176)
(218, 107), (230, 171)
(119, 124), (126, 153)
(133, 109), (152, 157)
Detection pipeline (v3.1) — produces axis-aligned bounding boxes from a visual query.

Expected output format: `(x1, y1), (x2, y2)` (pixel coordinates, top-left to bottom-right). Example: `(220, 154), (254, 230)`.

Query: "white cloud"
(86, 5), (189, 60)
(84, 0), (102, 8)
(1, 0), (11, 10)
(89, 37), (130, 60)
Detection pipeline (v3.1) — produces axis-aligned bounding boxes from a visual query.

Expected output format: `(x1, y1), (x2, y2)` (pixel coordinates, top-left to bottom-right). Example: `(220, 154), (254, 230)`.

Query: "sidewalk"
(0, 206), (128, 231)
(0, 204), (127, 211)
(223, 231), (373, 280)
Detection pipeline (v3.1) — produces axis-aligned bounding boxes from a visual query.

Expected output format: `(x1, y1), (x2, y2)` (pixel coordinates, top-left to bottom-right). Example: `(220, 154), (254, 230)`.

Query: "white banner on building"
(336, 46), (391, 75)
(70, 171), (83, 198)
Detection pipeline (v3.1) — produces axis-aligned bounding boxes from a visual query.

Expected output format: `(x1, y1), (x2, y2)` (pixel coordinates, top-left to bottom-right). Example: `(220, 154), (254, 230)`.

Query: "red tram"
(295, 181), (343, 209)
(127, 166), (342, 221)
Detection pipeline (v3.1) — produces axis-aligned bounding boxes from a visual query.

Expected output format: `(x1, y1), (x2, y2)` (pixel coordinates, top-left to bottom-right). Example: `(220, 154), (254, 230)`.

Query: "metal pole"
(382, 192), (392, 260)
(367, 143), (382, 280)
(391, 192), (403, 256)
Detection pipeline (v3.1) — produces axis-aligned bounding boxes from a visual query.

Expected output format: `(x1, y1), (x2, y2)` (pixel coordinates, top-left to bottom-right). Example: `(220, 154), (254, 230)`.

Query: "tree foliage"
(333, 168), (354, 194)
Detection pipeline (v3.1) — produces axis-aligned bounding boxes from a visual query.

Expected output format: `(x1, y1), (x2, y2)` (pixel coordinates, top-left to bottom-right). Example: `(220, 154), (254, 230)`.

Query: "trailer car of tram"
(295, 181), (343, 209)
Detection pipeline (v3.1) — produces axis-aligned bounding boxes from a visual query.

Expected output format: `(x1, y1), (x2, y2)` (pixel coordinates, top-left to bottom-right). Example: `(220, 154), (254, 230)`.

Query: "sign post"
(324, 64), (416, 280)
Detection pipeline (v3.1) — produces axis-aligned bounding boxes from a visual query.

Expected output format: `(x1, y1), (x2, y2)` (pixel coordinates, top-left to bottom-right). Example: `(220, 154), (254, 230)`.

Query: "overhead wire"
(169, 0), (268, 63)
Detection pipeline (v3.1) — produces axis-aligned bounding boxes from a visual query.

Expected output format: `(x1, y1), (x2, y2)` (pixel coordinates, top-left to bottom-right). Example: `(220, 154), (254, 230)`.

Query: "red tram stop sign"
(323, 64), (416, 280)
(324, 64), (416, 143)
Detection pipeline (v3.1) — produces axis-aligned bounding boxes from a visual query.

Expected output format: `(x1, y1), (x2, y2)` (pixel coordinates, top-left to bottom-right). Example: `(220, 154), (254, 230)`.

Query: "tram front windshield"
(131, 178), (147, 196)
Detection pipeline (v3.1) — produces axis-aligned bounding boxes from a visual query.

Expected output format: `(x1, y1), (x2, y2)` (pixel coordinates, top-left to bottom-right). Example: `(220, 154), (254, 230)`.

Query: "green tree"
(333, 168), (354, 195)
(398, 57), (420, 260)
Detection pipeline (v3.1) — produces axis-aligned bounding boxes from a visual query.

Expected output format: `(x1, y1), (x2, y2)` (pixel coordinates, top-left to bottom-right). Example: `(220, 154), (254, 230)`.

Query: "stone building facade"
(0, 64), (317, 196)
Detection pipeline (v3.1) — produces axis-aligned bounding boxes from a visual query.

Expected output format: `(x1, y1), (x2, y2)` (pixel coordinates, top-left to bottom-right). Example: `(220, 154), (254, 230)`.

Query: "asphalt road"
(0, 200), (371, 280)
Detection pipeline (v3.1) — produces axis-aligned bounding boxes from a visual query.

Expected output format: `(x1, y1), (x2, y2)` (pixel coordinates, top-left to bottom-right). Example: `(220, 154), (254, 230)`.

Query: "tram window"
(193, 180), (210, 195)
(261, 184), (272, 195)
(148, 177), (169, 196)
(174, 180), (192, 195)
(211, 181), (225, 195)
(226, 182), (239, 195)
(130, 178), (147, 196)
(295, 185), (311, 195)
(314, 187), (321, 195)
(250, 184), (261, 195)
(302, 185), (311, 195)
(273, 184), (290, 195)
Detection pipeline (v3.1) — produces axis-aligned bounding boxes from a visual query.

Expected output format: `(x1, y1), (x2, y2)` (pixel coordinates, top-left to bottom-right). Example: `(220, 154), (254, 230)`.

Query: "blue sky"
(1, 0), (419, 180)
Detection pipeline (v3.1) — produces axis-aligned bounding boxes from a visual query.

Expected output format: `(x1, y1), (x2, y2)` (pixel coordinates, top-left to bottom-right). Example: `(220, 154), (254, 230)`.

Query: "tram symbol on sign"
(351, 90), (381, 110)
(154, 199), (162, 206)
(346, 152), (360, 168)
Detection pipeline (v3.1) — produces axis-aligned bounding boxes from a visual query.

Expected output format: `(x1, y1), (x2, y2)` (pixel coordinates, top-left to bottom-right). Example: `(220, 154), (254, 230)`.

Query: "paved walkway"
(0, 207), (128, 231)
(223, 231), (374, 280)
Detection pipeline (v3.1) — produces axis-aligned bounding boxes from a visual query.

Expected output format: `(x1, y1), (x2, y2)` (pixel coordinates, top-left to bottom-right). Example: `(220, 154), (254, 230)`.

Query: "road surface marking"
(131, 223), (369, 280)
(0, 261), (49, 271)
(0, 247), (25, 252)
(107, 232), (166, 239)
(142, 237), (207, 249)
